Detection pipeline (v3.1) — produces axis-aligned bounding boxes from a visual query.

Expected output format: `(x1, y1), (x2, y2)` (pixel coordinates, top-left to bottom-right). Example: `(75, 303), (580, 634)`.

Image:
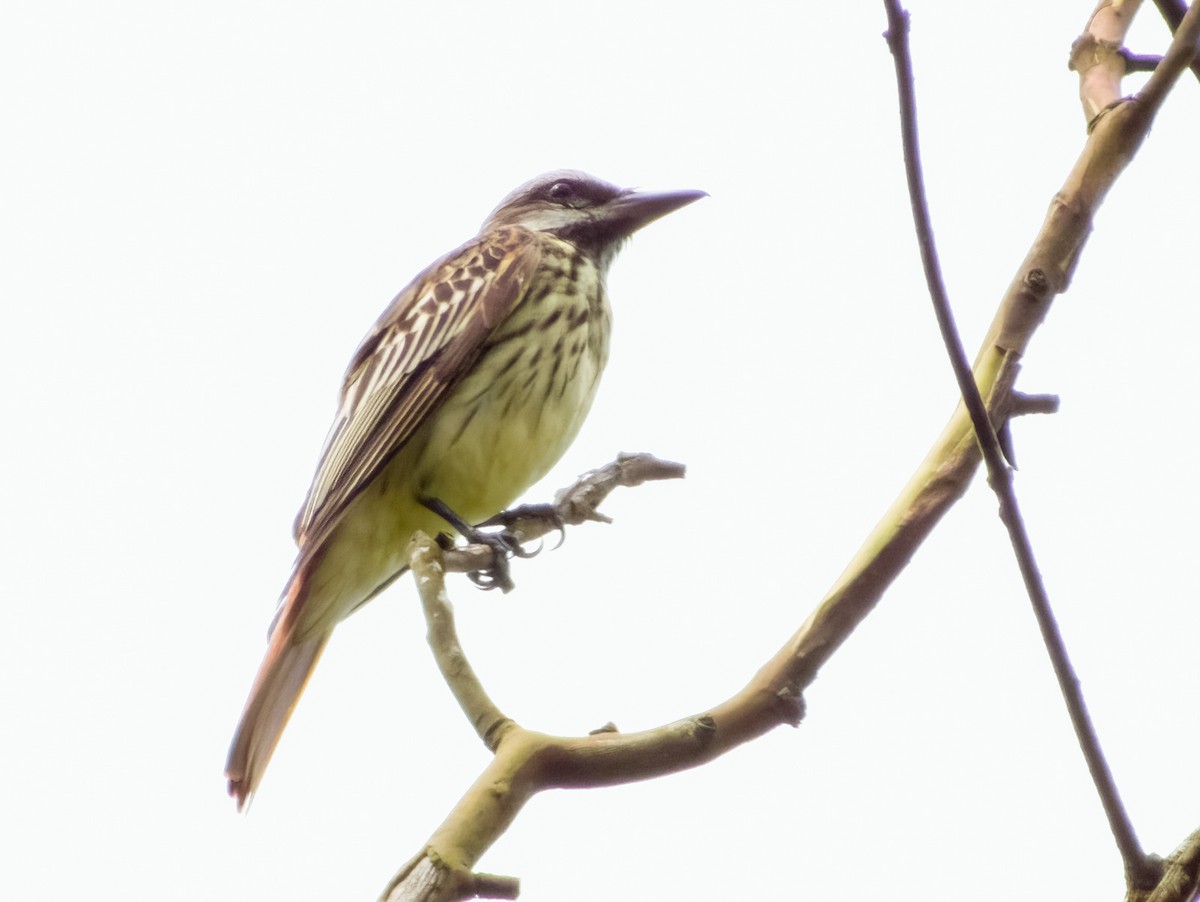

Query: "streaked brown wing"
(292, 226), (542, 548)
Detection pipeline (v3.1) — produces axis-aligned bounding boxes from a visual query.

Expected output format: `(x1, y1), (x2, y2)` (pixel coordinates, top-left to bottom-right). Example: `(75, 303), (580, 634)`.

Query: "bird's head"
(482, 170), (706, 268)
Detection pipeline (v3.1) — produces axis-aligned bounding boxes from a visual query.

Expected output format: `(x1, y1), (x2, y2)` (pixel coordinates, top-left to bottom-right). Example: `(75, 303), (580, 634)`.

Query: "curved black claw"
(465, 532), (518, 593)
(479, 502), (567, 552)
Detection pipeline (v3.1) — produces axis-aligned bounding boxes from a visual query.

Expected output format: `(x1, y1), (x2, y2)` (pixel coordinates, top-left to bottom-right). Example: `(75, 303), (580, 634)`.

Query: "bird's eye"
(546, 181), (576, 202)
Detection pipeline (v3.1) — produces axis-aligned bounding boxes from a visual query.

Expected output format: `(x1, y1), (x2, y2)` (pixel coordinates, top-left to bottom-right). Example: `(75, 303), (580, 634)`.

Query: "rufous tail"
(225, 603), (329, 811)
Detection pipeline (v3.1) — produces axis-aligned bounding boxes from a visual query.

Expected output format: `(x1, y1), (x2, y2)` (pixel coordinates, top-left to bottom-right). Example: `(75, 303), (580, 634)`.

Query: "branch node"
(693, 715), (717, 746)
(1086, 97), (1130, 134)
(1137, 827), (1200, 901)
(1022, 267), (1051, 300)
(588, 721), (619, 735)
(772, 682), (807, 727)
(1069, 34), (1124, 74)
(381, 852), (522, 902)
(480, 716), (515, 753)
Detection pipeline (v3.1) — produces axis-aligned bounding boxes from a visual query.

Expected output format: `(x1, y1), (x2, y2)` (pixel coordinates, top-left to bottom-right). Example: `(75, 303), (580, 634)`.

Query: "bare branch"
(409, 535), (513, 750)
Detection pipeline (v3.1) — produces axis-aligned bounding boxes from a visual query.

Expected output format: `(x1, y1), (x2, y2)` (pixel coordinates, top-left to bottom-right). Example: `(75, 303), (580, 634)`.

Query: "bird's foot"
(478, 502), (566, 552)
(422, 498), (540, 593)
(461, 531), (520, 593)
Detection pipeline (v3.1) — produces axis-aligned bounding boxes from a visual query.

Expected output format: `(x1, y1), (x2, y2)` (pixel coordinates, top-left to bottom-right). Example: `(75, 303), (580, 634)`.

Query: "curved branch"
(409, 535), (513, 750)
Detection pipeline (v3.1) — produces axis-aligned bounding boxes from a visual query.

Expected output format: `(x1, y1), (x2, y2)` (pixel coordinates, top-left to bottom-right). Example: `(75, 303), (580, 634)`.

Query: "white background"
(4, 3), (1199, 900)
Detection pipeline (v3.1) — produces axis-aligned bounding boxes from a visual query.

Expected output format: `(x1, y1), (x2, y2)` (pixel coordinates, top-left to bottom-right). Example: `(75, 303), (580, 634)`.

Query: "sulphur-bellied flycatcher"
(225, 171), (705, 807)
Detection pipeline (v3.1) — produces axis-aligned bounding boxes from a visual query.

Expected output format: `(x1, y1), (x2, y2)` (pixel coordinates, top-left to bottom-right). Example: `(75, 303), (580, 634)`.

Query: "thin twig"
(882, 0), (1153, 888)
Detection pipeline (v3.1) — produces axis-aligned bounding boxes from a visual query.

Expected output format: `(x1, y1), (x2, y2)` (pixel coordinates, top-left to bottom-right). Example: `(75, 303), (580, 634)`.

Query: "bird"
(225, 170), (706, 808)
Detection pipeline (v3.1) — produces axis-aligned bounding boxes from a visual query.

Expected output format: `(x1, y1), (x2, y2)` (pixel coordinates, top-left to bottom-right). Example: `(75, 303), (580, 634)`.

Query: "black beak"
(601, 187), (708, 239)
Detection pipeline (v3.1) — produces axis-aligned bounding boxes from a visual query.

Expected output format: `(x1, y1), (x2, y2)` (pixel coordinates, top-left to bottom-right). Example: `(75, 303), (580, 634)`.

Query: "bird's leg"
(420, 497), (522, 592)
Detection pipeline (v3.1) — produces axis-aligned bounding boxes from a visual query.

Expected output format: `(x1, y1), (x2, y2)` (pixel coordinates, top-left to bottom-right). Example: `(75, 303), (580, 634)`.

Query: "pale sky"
(4, 3), (1199, 900)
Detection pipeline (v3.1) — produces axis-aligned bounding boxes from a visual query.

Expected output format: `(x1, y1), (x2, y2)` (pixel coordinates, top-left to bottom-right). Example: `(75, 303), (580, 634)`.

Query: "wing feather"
(292, 226), (542, 548)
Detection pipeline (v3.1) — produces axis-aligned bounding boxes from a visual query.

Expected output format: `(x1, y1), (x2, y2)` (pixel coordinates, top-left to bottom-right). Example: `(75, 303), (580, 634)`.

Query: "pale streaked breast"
(414, 236), (612, 522)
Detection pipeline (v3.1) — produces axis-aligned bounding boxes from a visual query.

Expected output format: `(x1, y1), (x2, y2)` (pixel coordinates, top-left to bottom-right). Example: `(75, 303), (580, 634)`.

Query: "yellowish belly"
(415, 341), (603, 521)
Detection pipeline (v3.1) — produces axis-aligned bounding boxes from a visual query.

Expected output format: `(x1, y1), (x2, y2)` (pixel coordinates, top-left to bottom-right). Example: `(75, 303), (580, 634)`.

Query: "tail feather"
(225, 622), (329, 811)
